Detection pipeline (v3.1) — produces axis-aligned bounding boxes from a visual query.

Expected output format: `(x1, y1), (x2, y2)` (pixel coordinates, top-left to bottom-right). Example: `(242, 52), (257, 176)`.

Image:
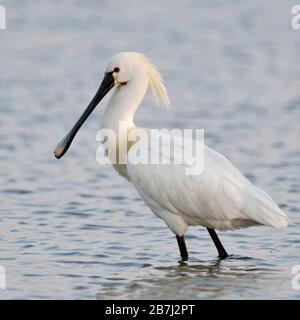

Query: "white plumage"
(127, 140), (288, 236)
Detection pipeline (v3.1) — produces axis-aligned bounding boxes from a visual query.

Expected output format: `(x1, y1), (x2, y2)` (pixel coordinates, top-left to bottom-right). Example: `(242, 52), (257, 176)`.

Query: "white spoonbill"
(54, 52), (288, 260)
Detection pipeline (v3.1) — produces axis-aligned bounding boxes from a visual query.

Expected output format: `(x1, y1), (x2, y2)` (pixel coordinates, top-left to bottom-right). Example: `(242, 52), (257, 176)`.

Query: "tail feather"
(242, 185), (288, 228)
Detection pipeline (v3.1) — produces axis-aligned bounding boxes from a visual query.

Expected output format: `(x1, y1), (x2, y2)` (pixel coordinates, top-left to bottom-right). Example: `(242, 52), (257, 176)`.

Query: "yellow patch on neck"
(113, 73), (122, 87)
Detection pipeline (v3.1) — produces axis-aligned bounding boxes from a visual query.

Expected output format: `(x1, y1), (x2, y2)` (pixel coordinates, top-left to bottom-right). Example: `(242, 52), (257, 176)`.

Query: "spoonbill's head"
(54, 52), (170, 159)
(105, 52), (170, 106)
(105, 52), (135, 87)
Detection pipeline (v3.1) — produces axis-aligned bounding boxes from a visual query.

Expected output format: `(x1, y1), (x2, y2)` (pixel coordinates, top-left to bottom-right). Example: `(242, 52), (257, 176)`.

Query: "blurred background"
(0, 0), (299, 299)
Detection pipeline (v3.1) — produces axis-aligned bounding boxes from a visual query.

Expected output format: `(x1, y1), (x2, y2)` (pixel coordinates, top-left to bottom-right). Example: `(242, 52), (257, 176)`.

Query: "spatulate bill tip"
(54, 146), (64, 159)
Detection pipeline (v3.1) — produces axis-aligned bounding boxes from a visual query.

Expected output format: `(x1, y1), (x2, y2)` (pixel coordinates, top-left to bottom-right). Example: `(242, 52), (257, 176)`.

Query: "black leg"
(176, 235), (188, 261)
(207, 228), (228, 259)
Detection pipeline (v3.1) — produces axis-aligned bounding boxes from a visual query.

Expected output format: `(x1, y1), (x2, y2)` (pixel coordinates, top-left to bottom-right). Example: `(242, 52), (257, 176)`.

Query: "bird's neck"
(101, 75), (148, 132)
(100, 75), (148, 179)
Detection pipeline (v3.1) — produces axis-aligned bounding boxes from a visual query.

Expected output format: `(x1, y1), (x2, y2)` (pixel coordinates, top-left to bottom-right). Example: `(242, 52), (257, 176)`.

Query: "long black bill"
(54, 72), (114, 159)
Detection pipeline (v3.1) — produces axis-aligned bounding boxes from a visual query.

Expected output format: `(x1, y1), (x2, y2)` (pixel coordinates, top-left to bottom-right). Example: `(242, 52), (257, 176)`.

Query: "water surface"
(0, 0), (299, 299)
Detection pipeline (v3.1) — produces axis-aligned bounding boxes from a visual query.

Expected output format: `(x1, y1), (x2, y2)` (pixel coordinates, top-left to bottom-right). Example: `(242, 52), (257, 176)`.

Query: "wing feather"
(127, 132), (288, 231)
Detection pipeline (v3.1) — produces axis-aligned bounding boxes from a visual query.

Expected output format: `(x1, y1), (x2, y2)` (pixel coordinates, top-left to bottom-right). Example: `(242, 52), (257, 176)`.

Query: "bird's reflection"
(97, 255), (278, 299)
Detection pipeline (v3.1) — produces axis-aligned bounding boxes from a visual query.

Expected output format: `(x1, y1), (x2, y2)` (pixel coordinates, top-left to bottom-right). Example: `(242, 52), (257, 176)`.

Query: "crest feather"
(136, 53), (171, 109)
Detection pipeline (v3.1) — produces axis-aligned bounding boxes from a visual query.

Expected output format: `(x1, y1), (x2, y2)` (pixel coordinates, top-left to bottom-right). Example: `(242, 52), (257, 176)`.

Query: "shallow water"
(0, 0), (300, 299)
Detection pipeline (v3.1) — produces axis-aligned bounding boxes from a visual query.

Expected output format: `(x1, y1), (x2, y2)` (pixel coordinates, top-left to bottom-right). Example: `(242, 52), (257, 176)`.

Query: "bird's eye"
(114, 67), (120, 73)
